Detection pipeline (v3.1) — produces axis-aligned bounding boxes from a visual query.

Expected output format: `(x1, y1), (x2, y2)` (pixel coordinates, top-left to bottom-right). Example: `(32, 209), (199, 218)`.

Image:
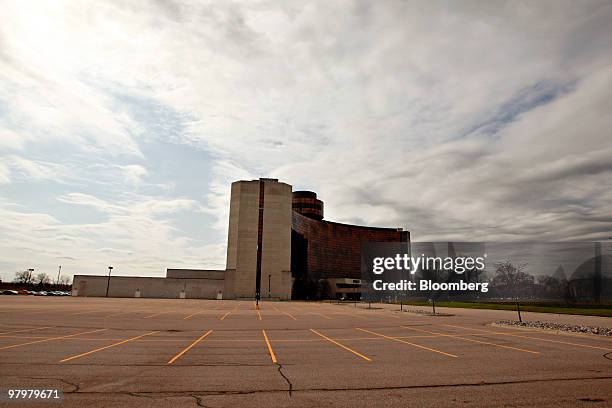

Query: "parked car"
(1, 290), (19, 295)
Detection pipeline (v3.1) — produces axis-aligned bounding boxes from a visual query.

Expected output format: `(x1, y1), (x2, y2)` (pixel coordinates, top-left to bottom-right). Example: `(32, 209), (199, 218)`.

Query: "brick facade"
(291, 211), (409, 282)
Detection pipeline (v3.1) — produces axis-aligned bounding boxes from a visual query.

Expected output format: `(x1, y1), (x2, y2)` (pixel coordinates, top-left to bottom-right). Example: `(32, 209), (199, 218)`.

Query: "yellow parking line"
(310, 329), (372, 362)
(313, 313), (332, 320)
(356, 327), (457, 358)
(282, 311), (297, 320)
(0, 326), (52, 335)
(106, 311), (134, 318)
(0, 328), (108, 351)
(262, 330), (277, 363)
(70, 310), (104, 316)
(167, 330), (213, 364)
(338, 311), (368, 320)
(401, 325), (539, 355)
(220, 305), (239, 320)
(256, 310), (262, 321)
(444, 324), (612, 352)
(60, 331), (159, 362)
(183, 311), (205, 320)
(24, 309), (56, 315)
(143, 311), (171, 319)
(489, 323), (612, 342)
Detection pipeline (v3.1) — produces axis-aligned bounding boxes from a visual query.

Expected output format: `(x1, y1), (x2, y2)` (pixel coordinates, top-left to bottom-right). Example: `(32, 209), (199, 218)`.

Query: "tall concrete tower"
(224, 178), (293, 299)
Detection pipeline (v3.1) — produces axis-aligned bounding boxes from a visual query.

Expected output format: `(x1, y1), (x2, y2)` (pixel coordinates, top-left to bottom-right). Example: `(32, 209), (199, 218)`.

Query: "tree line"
(11, 270), (72, 286)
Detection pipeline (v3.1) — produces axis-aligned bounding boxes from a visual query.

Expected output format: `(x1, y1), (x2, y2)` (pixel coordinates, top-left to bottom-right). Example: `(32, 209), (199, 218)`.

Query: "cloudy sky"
(1, 0), (611, 281)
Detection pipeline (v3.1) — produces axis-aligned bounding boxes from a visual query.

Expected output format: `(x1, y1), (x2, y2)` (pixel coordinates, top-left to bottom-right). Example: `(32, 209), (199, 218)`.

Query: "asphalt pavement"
(0, 297), (610, 407)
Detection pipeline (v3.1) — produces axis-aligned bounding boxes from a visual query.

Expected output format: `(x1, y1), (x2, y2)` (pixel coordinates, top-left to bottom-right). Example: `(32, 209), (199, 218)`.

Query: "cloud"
(0, 155), (66, 183)
(0, 163), (9, 184)
(0, 2), (143, 157)
(0, 127), (24, 150)
(117, 164), (148, 186)
(0, 192), (221, 282)
(0, 1), (611, 279)
(57, 192), (199, 216)
(57, 192), (122, 214)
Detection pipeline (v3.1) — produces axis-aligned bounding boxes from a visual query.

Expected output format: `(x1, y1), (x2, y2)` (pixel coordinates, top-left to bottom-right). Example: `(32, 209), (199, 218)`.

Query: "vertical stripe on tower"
(255, 181), (265, 296)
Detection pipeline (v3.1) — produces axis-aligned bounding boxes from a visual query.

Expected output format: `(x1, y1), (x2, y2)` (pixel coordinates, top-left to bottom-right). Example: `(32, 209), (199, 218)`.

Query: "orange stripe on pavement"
(0, 326), (52, 335)
(310, 329), (372, 361)
(262, 330), (277, 363)
(183, 311), (206, 320)
(167, 330), (213, 364)
(357, 327), (457, 358)
(282, 311), (297, 320)
(220, 305), (239, 320)
(106, 311), (135, 318)
(401, 325), (539, 355)
(444, 324), (612, 352)
(70, 310), (105, 316)
(0, 328), (108, 350)
(143, 311), (171, 319)
(60, 331), (159, 362)
(338, 311), (368, 320)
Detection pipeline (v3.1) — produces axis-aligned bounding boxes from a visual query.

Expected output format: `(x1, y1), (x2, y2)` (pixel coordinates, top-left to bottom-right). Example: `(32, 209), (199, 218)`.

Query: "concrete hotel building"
(73, 178), (409, 300)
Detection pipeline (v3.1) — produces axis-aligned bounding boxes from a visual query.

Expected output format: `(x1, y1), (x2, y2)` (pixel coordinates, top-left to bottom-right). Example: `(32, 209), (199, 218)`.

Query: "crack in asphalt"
(24, 375), (608, 398)
(126, 392), (156, 399)
(3, 362), (273, 367)
(19, 376), (80, 392)
(275, 363), (293, 397)
(190, 394), (209, 407)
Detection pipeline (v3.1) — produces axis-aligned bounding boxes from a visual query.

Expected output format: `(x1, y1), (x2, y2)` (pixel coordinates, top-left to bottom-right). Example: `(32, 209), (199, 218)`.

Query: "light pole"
(56, 265), (62, 285)
(268, 274), (271, 298)
(105, 266), (113, 297)
(27, 268), (34, 285)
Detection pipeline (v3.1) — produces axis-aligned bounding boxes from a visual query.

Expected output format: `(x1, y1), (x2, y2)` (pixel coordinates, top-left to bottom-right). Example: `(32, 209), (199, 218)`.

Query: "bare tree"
(58, 275), (72, 285)
(34, 272), (51, 286)
(492, 260), (533, 288)
(13, 270), (33, 284)
(492, 260), (533, 322)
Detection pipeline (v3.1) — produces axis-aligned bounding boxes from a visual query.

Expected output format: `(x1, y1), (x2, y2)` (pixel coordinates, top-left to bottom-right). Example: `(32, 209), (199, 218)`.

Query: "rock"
(494, 320), (611, 336)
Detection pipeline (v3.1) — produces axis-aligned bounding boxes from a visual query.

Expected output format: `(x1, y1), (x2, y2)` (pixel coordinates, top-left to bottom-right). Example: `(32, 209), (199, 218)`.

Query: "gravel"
(495, 320), (612, 336)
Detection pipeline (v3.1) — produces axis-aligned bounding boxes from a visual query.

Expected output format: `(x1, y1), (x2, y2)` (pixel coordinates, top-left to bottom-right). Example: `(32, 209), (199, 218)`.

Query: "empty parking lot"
(1, 297), (610, 407)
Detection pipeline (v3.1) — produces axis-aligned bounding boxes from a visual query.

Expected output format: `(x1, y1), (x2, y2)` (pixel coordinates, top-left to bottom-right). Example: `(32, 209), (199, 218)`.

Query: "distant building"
(567, 249), (611, 302)
(72, 178), (409, 300)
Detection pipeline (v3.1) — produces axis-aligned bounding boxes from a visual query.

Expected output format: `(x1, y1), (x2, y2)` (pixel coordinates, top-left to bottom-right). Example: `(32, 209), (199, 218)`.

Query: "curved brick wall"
(291, 211), (409, 282)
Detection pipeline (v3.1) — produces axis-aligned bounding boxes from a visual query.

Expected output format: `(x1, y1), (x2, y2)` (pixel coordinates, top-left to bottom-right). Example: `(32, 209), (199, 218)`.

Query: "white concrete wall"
(261, 181), (293, 299)
(166, 269), (225, 279)
(224, 180), (260, 298)
(224, 179), (293, 299)
(72, 275), (224, 299)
